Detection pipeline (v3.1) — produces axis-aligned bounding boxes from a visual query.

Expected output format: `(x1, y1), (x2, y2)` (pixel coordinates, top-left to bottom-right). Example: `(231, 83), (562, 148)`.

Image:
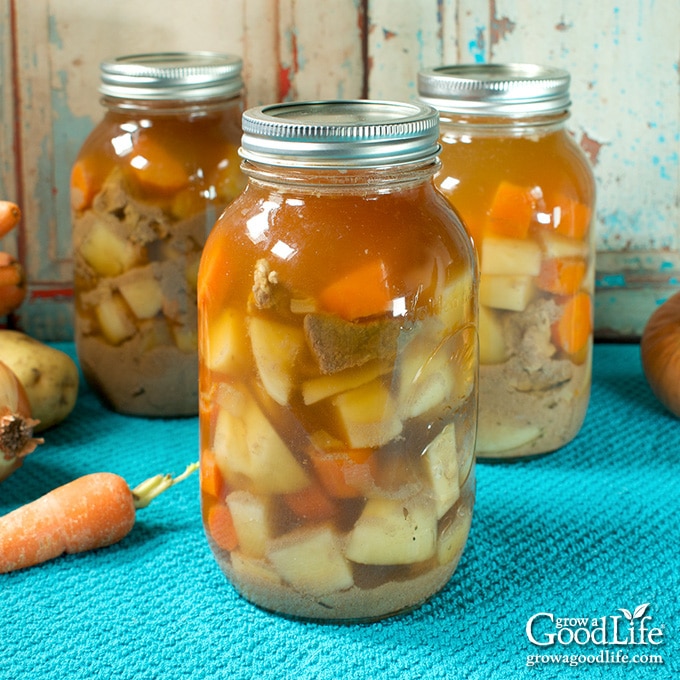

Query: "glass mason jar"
(71, 52), (246, 416)
(419, 64), (596, 459)
(198, 100), (478, 622)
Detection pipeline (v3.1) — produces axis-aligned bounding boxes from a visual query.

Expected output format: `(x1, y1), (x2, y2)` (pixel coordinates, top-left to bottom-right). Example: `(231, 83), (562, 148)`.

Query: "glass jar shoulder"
(72, 107), (244, 213)
(204, 179), (475, 302)
(439, 125), (592, 189)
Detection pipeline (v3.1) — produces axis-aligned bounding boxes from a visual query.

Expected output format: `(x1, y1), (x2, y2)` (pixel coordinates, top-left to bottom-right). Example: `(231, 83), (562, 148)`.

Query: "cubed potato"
(480, 274), (535, 312)
(80, 220), (140, 277)
(204, 308), (249, 374)
(289, 297), (317, 315)
(213, 393), (309, 494)
(398, 335), (453, 419)
(229, 551), (282, 586)
(268, 525), (354, 597)
(184, 253), (201, 291)
(333, 379), (403, 448)
(302, 360), (392, 405)
(423, 424), (460, 519)
(138, 318), (173, 352)
(248, 316), (305, 405)
(172, 323), (198, 353)
(537, 229), (589, 260)
(226, 490), (274, 559)
(95, 294), (136, 345)
(437, 272), (474, 333)
(437, 509), (472, 566)
(345, 497), (437, 565)
(478, 304), (507, 364)
(118, 276), (163, 320)
(481, 236), (542, 277)
(475, 417), (541, 455)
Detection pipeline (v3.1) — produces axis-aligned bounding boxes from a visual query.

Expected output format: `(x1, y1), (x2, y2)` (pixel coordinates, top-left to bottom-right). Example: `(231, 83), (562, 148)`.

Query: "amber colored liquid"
(198, 171), (478, 621)
(436, 120), (596, 458)
(437, 125), (595, 246)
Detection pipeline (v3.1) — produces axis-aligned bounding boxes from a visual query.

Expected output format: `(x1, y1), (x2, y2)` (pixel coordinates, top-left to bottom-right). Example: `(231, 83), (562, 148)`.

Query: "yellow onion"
(640, 291), (680, 417)
(0, 359), (42, 482)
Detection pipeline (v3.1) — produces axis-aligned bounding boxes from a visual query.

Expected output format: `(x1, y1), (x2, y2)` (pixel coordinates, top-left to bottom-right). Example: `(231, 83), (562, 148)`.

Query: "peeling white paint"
(1, 0), (678, 340)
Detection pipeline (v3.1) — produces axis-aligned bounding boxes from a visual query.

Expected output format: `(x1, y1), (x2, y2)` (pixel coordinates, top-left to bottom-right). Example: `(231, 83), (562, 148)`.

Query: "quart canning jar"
(419, 64), (596, 459)
(198, 100), (478, 621)
(71, 52), (246, 416)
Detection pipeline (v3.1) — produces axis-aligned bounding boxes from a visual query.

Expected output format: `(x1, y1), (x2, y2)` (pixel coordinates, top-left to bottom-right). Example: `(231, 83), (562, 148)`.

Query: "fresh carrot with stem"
(0, 462), (198, 573)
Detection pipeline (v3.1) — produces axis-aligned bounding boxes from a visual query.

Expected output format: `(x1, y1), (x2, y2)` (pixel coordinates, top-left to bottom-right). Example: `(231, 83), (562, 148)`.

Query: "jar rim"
(99, 51), (243, 101)
(418, 63), (571, 116)
(239, 100), (441, 169)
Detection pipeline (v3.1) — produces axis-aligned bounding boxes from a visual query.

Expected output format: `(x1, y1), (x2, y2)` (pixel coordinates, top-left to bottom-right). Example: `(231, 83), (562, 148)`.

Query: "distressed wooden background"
(0, 0), (678, 341)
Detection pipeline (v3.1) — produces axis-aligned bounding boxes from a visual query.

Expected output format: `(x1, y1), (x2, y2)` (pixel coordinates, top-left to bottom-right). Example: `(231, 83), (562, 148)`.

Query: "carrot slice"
(129, 135), (189, 194)
(318, 259), (392, 321)
(555, 199), (591, 240)
(200, 449), (225, 500)
(551, 292), (592, 356)
(70, 158), (106, 212)
(205, 501), (238, 551)
(309, 446), (375, 498)
(283, 484), (338, 520)
(485, 181), (535, 239)
(536, 257), (587, 296)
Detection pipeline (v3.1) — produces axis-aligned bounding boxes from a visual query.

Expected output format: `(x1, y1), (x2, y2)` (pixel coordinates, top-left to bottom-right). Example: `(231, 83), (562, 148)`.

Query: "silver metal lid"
(240, 100), (441, 168)
(418, 63), (571, 116)
(99, 52), (243, 101)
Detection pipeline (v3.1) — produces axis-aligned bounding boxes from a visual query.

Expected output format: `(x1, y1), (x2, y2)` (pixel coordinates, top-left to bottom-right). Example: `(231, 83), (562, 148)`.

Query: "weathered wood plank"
(10, 0), (248, 339)
(0, 0), (18, 250)
(1, 0), (678, 340)
(367, 0), (443, 100)
(366, 0), (679, 337)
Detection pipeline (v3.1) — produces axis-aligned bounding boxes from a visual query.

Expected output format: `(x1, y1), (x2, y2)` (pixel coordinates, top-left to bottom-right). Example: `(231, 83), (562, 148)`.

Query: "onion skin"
(640, 291), (680, 417)
(0, 360), (43, 483)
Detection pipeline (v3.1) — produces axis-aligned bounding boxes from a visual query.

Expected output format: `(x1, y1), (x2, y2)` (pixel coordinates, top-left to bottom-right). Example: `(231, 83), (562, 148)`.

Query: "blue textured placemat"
(1, 343), (678, 680)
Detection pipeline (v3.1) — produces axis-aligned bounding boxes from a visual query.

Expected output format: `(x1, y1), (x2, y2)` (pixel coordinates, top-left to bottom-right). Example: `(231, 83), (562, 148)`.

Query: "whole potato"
(0, 330), (78, 431)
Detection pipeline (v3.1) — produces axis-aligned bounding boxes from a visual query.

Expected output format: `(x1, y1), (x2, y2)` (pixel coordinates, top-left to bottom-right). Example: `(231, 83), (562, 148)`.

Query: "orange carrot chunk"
(70, 159), (105, 212)
(485, 181), (535, 239)
(551, 292), (592, 357)
(536, 257), (587, 296)
(555, 198), (591, 240)
(318, 259), (392, 321)
(0, 463), (197, 573)
(0, 201), (21, 239)
(206, 501), (238, 551)
(309, 447), (375, 499)
(283, 484), (338, 520)
(129, 135), (189, 194)
(200, 449), (225, 500)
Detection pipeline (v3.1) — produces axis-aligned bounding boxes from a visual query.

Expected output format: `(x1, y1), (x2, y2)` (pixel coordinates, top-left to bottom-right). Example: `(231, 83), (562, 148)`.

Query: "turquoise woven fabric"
(1, 343), (678, 679)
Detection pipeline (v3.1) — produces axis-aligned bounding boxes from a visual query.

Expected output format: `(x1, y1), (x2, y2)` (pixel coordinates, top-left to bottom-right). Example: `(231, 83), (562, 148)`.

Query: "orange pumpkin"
(640, 291), (680, 417)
